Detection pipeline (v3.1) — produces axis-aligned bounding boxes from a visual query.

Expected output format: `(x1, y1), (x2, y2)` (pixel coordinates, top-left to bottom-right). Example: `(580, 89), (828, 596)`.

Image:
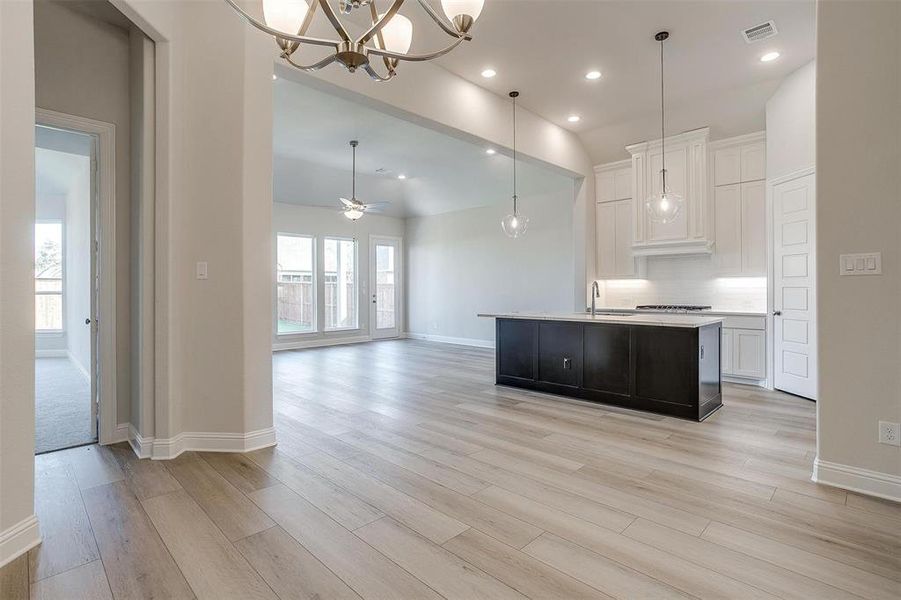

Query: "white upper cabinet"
(594, 160), (643, 279)
(626, 128), (712, 257)
(711, 133), (767, 276)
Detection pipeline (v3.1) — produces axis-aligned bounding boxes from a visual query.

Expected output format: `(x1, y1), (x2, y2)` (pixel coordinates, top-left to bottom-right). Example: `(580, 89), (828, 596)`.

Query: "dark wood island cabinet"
(484, 314), (723, 421)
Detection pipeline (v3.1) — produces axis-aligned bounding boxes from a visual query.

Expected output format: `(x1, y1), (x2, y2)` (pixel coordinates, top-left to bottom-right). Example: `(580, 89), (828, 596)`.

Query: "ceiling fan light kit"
(339, 140), (390, 221)
(225, 0), (484, 81)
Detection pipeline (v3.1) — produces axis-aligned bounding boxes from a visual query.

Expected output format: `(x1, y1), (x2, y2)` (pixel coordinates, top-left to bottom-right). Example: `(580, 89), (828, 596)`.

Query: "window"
(324, 237), (357, 330)
(375, 244), (396, 329)
(276, 234), (314, 334)
(35, 221), (64, 332)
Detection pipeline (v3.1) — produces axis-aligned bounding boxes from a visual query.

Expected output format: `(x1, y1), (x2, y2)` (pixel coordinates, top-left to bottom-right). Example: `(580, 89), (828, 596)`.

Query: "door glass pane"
(324, 238), (357, 330)
(376, 244), (395, 329)
(276, 234), (314, 333)
(35, 222), (63, 331)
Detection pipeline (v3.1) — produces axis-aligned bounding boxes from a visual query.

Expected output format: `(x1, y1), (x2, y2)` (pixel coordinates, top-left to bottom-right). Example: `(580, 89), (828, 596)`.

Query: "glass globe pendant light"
(501, 91), (529, 238)
(646, 31), (683, 225)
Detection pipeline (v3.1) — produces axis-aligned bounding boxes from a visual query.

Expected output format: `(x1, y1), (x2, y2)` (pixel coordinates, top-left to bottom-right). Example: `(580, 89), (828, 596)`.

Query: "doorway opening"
(34, 124), (98, 453)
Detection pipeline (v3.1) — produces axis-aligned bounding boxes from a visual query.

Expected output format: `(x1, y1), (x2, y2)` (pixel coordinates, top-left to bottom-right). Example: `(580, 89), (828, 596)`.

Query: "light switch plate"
(196, 261), (208, 280)
(839, 252), (882, 276)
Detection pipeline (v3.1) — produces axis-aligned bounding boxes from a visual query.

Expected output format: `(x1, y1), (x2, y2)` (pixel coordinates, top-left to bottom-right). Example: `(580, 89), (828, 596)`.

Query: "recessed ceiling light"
(567, 115), (581, 123)
(481, 68), (497, 78)
(585, 70), (602, 80)
(272, 74), (278, 80)
(760, 51), (780, 63)
(485, 148), (496, 155)
(397, 174), (407, 180)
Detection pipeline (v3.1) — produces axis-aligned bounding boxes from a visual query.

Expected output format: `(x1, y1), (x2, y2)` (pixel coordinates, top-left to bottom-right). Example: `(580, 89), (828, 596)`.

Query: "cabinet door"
(613, 168), (632, 200)
(596, 203), (617, 278)
(721, 328), (734, 375)
(497, 320), (536, 381)
(732, 328), (765, 379)
(714, 147), (741, 186)
(741, 142), (766, 182)
(596, 172), (615, 203)
(583, 323), (630, 395)
(741, 181), (766, 274)
(538, 322), (583, 387)
(714, 184), (742, 272)
(613, 200), (635, 277)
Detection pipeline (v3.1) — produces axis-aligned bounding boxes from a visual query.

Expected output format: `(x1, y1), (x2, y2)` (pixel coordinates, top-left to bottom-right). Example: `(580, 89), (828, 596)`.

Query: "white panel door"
(369, 236), (402, 340)
(773, 172), (817, 399)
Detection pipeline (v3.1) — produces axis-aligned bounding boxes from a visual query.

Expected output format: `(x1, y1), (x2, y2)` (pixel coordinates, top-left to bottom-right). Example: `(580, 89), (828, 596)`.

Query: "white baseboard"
(68, 351), (91, 382)
(35, 349), (67, 358)
(405, 332), (495, 349)
(723, 376), (768, 388)
(109, 423), (130, 445)
(0, 515), (41, 569)
(127, 424), (153, 458)
(150, 427), (277, 460)
(273, 334), (371, 351)
(812, 457), (901, 502)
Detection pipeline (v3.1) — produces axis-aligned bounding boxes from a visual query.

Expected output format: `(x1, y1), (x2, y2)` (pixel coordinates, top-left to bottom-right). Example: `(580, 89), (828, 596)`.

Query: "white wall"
(0, 0), (40, 568)
(815, 0), (901, 498)
(34, 0), (132, 424)
(766, 61), (816, 180)
(64, 158), (92, 377)
(406, 186), (575, 344)
(272, 202), (405, 348)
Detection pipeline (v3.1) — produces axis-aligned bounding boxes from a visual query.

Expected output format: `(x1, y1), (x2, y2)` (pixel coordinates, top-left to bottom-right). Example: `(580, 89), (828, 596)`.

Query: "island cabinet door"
(582, 323), (631, 396)
(537, 322), (583, 388)
(632, 326), (698, 415)
(497, 319), (538, 382)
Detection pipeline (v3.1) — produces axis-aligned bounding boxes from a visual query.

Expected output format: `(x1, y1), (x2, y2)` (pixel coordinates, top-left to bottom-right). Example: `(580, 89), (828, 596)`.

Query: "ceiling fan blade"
(364, 201), (391, 207)
(339, 197), (353, 207)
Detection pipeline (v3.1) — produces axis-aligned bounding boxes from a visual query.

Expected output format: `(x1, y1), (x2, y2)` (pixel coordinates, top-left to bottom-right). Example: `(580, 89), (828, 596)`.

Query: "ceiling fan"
(339, 140), (390, 220)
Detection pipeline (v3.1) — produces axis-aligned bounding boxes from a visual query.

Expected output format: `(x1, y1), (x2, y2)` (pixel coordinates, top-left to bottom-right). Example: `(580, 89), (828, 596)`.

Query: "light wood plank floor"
(3, 339), (900, 599)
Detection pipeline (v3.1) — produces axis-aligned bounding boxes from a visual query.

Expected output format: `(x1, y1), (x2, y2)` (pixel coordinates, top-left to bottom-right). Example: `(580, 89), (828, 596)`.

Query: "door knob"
(85, 318), (92, 325)
(773, 311), (782, 316)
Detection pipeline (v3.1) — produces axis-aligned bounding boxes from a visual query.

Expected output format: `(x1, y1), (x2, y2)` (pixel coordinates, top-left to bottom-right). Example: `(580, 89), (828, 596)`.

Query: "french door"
(772, 170), (817, 400)
(369, 236), (402, 340)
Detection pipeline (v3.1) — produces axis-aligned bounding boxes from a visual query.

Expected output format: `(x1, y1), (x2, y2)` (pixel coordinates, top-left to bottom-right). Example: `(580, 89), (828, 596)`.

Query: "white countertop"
(478, 312), (724, 328)
(590, 307), (767, 318)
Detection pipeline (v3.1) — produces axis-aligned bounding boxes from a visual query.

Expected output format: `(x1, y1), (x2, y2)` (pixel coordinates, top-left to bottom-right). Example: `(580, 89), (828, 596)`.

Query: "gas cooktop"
(635, 304), (712, 313)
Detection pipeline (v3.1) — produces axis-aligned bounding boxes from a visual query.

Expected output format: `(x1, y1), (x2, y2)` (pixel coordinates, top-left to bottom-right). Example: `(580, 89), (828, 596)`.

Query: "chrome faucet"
(590, 281), (600, 316)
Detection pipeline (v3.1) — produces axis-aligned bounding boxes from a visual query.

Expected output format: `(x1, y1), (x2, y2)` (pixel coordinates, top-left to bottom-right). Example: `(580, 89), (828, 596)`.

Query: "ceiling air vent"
(742, 21), (778, 44)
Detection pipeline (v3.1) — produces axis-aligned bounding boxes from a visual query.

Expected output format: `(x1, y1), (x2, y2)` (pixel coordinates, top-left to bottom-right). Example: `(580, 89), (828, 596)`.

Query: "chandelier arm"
(316, 0), (352, 42)
(415, 0), (471, 41)
(223, 0), (340, 48)
(368, 36), (467, 62)
(282, 52), (339, 71)
(366, 1), (394, 73)
(363, 62), (397, 82)
(297, 0), (320, 37)
(357, 0), (407, 46)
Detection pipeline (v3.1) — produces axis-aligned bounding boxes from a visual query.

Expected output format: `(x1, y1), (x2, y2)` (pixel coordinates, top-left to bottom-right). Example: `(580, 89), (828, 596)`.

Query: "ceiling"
(35, 126), (93, 198)
(424, 0), (816, 133)
(273, 79), (575, 218)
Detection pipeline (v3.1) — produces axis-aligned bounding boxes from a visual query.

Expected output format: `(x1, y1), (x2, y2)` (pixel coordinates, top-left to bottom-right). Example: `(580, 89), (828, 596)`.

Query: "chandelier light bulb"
(379, 13), (413, 55)
(441, 0), (484, 23)
(262, 0), (309, 34)
(646, 185), (683, 225)
(501, 212), (529, 238)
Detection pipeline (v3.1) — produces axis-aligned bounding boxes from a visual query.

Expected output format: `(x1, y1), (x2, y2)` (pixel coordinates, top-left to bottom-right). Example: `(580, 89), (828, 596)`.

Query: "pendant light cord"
(512, 92), (518, 215)
(659, 37), (667, 192)
(352, 142), (356, 199)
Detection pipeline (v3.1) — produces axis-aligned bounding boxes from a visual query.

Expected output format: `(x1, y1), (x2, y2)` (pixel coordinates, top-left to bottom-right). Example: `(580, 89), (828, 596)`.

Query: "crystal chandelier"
(501, 91), (529, 238)
(646, 31), (684, 224)
(224, 0), (484, 81)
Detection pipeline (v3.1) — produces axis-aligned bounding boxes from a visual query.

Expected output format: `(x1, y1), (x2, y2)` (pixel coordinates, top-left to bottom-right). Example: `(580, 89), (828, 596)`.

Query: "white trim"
(406, 332), (495, 349)
(0, 515), (41, 569)
(35, 349), (68, 358)
(706, 130), (767, 151)
(36, 108), (118, 446)
(150, 427), (277, 460)
(722, 375), (767, 388)
(593, 158), (632, 174)
(111, 423), (130, 444)
(273, 334), (371, 351)
(128, 424), (153, 459)
(812, 457), (901, 502)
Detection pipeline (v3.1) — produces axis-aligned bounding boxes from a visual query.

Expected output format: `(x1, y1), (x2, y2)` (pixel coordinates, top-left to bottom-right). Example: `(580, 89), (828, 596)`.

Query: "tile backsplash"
(598, 255), (767, 312)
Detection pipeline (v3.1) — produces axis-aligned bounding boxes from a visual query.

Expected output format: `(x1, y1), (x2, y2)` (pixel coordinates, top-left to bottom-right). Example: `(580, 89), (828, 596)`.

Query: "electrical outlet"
(878, 421), (900, 446)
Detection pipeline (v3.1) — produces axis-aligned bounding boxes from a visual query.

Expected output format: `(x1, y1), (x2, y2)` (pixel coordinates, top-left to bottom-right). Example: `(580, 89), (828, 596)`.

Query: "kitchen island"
(478, 312), (724, 421)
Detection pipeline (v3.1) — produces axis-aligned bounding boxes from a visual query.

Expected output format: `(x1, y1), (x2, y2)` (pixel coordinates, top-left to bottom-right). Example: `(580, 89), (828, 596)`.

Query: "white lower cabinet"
(721, 326), (766, 381)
